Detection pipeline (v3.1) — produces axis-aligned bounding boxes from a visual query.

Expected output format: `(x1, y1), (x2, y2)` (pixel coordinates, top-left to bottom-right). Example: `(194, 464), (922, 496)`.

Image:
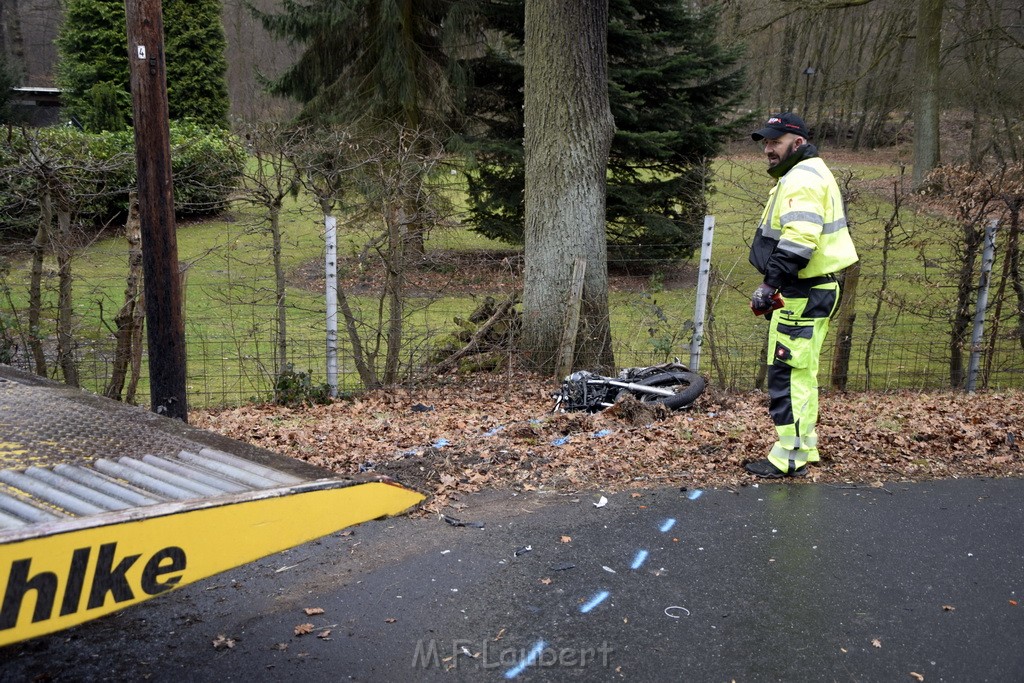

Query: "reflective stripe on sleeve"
(781, 210), (824, 226)
(778, 239), (814, 259)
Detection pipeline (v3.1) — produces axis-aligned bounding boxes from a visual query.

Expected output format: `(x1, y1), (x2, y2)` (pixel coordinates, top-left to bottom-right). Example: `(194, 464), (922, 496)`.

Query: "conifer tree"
(56, 0), (229, 131)
(462, 0), (748, 265)
(252, 0), (469, 129)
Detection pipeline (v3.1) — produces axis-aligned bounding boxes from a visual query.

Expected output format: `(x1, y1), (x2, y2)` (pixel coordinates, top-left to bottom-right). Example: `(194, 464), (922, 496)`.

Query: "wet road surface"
(3, 478), (1023, 682)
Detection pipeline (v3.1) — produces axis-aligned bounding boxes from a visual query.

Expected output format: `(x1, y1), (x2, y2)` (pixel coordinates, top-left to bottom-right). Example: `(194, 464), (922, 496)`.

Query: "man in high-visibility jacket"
(745, 113), (858, 478)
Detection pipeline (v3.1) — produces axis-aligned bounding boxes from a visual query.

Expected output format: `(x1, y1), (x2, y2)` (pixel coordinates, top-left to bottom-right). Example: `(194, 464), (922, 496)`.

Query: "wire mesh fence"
(4, 153), (1024, 408)
(5, 299), (1022, 411)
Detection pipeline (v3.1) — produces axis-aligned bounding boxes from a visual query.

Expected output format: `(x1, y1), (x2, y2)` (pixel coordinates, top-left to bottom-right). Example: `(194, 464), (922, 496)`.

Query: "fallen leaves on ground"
(191, 372), (1024, 512)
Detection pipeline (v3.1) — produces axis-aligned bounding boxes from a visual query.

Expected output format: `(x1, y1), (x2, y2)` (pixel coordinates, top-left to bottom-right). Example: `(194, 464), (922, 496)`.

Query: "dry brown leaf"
(192, 382), (1024, 506)
(872, 639), (882, 648)
(212, 634), (236, 650)
(294, 623), (314, 636)
(385, 617), (397, 624)
(910, 673), (925, 682)
(942, 605), (955, 611)
(304, 607), (325, 616)
(317, 629), (332, 639)
(539, 577), (552, 585)
(560, 535), (572, 543)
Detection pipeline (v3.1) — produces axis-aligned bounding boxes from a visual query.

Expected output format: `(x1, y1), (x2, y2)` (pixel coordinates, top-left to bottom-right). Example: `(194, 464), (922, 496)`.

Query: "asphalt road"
(3, 478), (1023, 682)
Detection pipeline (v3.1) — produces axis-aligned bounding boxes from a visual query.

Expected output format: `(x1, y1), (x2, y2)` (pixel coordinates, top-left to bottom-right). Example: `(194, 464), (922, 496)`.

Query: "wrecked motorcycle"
(554, 360), (706, 413)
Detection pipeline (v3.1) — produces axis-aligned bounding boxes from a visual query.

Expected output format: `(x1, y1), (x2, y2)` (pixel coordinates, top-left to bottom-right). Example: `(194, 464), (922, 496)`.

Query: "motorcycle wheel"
(622, 371), (705, 410)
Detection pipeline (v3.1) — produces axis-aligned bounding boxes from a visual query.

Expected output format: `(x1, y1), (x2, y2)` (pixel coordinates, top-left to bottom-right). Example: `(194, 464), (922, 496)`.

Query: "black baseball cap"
(751, 113), (809, 141)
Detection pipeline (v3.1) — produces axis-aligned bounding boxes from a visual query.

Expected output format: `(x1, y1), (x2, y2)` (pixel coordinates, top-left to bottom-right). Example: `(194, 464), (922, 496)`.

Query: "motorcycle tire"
(621, 370), (705, 410)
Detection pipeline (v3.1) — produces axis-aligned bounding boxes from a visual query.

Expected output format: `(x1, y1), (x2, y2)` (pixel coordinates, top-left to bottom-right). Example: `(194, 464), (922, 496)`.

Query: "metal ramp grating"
(0, 448), (304, 530)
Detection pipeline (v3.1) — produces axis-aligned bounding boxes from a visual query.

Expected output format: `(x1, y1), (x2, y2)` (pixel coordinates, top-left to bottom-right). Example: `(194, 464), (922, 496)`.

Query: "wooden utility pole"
(125, 0), (188, 421)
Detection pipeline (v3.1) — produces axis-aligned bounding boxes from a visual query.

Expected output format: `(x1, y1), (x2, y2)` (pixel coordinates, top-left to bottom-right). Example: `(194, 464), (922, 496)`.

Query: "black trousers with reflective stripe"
(764, 277), (840, 470)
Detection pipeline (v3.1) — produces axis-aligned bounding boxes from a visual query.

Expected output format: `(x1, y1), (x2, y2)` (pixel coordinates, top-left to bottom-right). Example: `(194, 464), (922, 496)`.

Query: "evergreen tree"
(164, 0), (230, 127)
(462, 0), (748, 265)
(252, 0), (470, 130)
(56, 0), (229, 131)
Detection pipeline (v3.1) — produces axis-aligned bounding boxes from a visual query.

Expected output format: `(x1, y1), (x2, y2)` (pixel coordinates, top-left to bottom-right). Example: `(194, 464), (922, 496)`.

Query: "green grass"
(3, 151), (1021, 407)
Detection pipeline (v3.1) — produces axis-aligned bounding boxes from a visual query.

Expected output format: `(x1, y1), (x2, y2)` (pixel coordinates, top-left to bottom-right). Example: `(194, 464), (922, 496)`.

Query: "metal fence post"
(689, 216), (715, 372)
(325, 214), (338, 397)
(966, 219), (998, 392)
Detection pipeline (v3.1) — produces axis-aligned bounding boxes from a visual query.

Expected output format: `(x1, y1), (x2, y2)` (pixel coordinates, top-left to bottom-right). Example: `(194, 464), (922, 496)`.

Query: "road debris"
(441, 514), (485, 529)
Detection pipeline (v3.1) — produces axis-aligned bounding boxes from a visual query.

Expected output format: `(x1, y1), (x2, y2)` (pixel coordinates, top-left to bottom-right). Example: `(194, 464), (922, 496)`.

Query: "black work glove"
(750, 283), (780, 315)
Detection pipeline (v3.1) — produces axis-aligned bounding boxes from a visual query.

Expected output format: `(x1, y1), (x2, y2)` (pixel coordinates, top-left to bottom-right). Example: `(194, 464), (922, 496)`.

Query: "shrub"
(57, 0), (228, 132)
(0, 122), (244, 238)
(273, 365), (332, 407)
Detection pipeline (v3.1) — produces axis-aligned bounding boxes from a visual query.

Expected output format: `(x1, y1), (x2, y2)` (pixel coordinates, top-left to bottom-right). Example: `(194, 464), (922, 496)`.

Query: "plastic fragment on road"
(483, 425), (505, 437)
(664, 606), (690, 619)
(432, 438), (449, 449)
(580, 590), (610, 614)
(660, 518), (677, 533)
(594, 496), (608, 508)
(602, 565), (616, 574)
(687, 489), (704, 500)
(551, 436), (570, 446)
(592, 429), (612, 438)
(514, 545), (532, 556)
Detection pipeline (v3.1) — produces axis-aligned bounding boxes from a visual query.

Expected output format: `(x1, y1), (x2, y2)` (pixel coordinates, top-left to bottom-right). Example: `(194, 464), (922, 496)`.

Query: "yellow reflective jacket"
(749, 148), (858, 287)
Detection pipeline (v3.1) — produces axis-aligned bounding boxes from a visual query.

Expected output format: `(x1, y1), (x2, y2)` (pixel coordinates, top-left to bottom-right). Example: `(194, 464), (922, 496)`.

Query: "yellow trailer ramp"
(0, 366), (424, 646)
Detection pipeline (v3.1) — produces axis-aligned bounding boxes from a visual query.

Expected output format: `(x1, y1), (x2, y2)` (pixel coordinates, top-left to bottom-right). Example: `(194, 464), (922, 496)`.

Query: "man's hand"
(751, 283), (783, 316)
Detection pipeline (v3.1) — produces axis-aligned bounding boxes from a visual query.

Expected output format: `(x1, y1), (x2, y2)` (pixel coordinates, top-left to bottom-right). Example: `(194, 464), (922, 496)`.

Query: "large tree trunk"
(911, 0), (945, 188)
(521, 0), (615, 374)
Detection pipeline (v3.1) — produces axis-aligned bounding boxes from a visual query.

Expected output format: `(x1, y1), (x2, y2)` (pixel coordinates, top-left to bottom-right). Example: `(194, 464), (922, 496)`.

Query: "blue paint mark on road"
(504, 639), (547, 679)
(660, 518), (676, 533)
(687, 489), (703, 500)
(630, 550), (649, 569)
(580, 590), (610, 614)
